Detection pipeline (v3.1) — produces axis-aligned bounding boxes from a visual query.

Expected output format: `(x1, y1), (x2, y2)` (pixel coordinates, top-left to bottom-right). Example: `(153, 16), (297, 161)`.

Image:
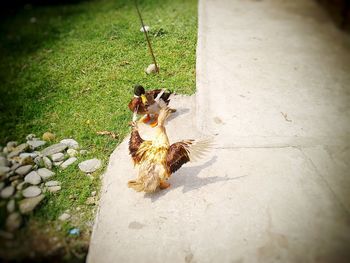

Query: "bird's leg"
(159, 181), (170, 190)
(149, 114), (159, 127)
(140, 114), (151, 123)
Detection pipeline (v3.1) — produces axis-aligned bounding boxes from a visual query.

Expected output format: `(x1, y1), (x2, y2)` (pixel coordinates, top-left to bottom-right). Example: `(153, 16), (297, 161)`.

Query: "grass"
(0, 0), (197, 261)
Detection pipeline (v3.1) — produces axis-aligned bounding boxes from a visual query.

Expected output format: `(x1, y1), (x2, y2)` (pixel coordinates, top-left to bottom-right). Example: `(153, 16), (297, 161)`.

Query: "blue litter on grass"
(69, 228), (80, 236)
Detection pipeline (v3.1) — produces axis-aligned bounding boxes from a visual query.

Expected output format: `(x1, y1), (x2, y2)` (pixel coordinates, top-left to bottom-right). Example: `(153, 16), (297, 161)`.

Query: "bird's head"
(133, 84), (147, 104)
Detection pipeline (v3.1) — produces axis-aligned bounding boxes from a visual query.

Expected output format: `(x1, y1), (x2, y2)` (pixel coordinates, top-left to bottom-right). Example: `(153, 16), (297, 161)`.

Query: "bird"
(128, 84), (175, 127)
(128, 107), (212, 193)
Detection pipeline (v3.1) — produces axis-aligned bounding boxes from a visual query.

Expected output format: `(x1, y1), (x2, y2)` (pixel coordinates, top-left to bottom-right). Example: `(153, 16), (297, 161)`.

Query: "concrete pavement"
(87, 0), (350, 262)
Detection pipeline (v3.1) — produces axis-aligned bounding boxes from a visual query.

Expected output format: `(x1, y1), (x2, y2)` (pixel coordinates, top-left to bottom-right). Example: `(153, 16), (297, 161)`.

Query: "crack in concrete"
(298, 148), (350, 217)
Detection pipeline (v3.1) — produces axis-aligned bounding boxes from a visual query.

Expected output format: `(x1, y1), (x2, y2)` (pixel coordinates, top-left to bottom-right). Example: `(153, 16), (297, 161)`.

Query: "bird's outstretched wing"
(129, 122), (146, 165)
(166, 138), (213, 174)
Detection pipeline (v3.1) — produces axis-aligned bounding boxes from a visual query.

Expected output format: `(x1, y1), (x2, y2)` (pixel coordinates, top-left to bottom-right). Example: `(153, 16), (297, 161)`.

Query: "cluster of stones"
(0, 132), (102, 233)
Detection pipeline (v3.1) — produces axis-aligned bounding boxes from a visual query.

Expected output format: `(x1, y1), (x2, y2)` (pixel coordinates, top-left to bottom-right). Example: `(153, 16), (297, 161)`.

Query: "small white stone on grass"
(79, 150), (88, 155)
(26, 134), (36, 141)
(45, 181), (60, 187)
(61, 157), (77, 169)
(1, 186), (15, 198)
(67, 149), (78, 157)
(53, 161), (63, 167)
(51, 152), (64, 162)
(78, 158), (102, 173)
(58, 213), (71, 221)
(145, 63), (158, 74)
(22, 186), (41, 198)
(24, 171), (41, 185)
(140, 25), (150, 32)
(47, 186), (61, 193)
(91, 191), (96, 197)
(60, 139), (79, 149)
(37, 168), (55, 181)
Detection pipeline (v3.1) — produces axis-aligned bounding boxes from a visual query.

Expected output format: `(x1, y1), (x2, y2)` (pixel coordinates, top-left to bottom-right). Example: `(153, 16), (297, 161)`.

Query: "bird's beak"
(141, 94), (148, 104)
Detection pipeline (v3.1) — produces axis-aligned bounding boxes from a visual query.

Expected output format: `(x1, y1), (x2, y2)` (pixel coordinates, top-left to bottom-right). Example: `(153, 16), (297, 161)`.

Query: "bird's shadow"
(167, 107), (190, 122)
(145, 156), (246, 202)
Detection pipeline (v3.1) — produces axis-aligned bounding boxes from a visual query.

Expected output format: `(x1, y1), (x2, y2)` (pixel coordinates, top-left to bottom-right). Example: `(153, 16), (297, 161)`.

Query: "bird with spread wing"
(128, 107), (212, 193)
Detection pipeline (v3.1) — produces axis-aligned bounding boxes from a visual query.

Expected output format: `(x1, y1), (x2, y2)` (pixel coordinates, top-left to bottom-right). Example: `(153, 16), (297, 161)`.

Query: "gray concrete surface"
(87, 0), (350, 262)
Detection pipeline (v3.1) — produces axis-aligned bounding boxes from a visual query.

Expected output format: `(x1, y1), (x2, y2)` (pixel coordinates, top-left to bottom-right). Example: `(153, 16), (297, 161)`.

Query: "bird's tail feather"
(128, 180), (144, 192)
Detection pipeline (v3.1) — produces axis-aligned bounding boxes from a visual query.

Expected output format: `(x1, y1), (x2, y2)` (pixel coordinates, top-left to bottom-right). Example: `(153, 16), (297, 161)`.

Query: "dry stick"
(135, 0), (159, 73)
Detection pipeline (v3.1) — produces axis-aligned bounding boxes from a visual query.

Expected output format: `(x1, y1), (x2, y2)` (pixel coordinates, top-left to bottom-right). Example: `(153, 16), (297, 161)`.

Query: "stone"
(78, 158), (102, 173)
(34, 156), (43, 166)
(15, 165), (32, 176)
(3, 147), (9, 155)
(61, 157), (77, 169)
(19, 156), (34, 165)
(22, 186), (41, 198)
(24, 171), (41, 185)
(0, 156), (9, 167)
(19, 195), (45, 214)
(140, 25), (150, 32)
(58, 213), (71, 221)
(6, 141), (17, 151)
(1, 186), (15, 198)
(43, 156), (52, 169)
(37, 168), (55, 181)
(19, 152), (38, 159)
(41, 143), (67, 156)
(91, 191), (97, 197)
(45, 181), (60, 187)
(145, 63), (158, 74)
(0, 166), (10, 176)
(16, 181), (27, 191)
(10, 162), (21, 171)
(67, 149), (78, 157)
(42, 132), (55, 141)
(47, 186), (61, 193)
(53, 161), (63, 167)
(11, 179), (21, 187)
(27, 140), (46, 150)
(8, 143), (29, 158)
(26, 134), (36, 140)
(51, 152), (64, 162)
(7, 199), (15, 213)
(0, 230), (14, 239)
(86, 197), (96, 205)
(9, 175), (21, 182)
(6, 212), (22, 232)
(79, 150), (88, 155)
(60, 139), (79, 149)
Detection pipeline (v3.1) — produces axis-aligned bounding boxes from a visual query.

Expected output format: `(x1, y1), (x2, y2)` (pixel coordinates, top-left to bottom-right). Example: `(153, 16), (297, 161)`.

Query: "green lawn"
(0, 0), (197, 260)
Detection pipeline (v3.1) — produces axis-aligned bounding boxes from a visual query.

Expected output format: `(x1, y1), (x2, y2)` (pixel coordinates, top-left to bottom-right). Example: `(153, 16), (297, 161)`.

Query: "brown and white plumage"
(128, 107), (212, 193)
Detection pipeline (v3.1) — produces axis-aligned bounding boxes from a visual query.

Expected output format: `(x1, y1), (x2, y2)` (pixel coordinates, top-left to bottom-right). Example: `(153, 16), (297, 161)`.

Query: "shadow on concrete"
(167, 107), (190, 122)
(145, 156), (247, 202)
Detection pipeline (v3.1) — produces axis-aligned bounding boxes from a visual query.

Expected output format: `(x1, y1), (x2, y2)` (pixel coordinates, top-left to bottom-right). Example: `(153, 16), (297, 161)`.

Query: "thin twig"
(134, 0), (159, 73)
